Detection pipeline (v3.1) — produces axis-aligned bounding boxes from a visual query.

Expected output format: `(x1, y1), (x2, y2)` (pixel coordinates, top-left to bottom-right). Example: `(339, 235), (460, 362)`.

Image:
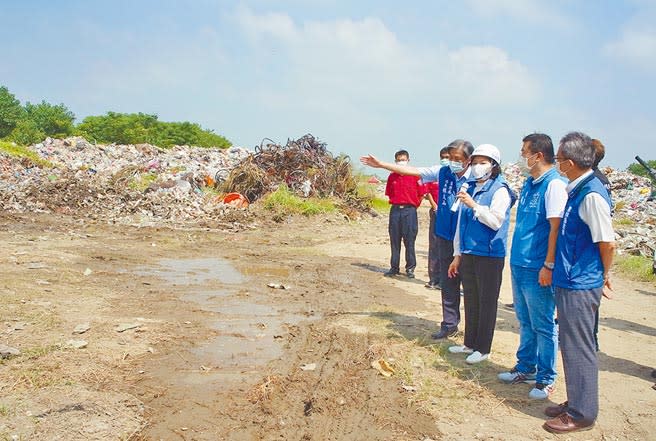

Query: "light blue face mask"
(449, 161), (464, 173)
(440, 158), (450, 167)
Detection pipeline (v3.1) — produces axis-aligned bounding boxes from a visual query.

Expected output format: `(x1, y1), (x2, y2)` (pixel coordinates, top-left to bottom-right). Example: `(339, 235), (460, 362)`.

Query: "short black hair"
(522, 133), (555, 163)
(395, 149), (409, 160)
(440, 147), (449, 156)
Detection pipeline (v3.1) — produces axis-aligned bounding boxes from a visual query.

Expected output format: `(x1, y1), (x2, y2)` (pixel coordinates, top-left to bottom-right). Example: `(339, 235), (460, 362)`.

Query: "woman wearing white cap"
(447, 144), (516, 364)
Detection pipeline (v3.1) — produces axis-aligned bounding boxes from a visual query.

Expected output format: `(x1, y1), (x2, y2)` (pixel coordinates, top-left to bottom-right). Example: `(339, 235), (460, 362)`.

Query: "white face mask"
(518, 153), (538, 176)
(440, 158), (450, 167)
(396, 160), (408, 166)
(471, 162), (493, 180)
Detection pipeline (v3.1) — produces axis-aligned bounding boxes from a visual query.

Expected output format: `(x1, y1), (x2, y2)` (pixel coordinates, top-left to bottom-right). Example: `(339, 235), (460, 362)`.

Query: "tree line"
(0, 85), (231, 149)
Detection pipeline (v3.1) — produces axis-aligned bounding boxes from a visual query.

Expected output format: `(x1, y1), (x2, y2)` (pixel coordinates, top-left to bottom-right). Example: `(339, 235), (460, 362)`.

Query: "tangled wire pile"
(220, 134), (357, 202)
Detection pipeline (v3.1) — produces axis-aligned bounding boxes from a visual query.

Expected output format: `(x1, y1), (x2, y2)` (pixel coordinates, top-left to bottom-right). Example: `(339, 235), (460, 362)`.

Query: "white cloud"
(233, 8), (540, 111)
(604, 29), (656, 71)
(464, 0), (569, 27)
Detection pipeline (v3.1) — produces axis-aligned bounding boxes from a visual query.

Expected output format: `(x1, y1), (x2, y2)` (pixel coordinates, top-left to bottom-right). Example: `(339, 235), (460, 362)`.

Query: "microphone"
(450, 182), (470, 212)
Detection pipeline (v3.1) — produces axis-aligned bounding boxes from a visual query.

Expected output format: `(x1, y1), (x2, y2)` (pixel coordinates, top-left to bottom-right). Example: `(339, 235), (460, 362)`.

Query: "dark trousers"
(438, 236), (460, 330)
(460, 254), (504, 354)
(428, 210), (441, 284)
(555, 287), (601, 425)
(388, 205), (418, 273)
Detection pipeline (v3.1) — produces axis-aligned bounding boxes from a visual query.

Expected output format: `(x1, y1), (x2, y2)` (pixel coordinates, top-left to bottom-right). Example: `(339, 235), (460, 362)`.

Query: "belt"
(392, 204), (416, 209)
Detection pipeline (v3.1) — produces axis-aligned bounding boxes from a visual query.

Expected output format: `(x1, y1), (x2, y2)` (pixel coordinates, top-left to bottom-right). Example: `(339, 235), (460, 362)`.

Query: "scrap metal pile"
(0, 134), (361, 226)
(220, 134), (357, 203)
(504, 163), (656, 260)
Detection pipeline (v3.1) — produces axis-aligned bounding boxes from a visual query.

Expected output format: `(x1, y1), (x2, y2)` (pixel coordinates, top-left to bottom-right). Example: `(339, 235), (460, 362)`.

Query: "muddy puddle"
(137, 257), (313, 379)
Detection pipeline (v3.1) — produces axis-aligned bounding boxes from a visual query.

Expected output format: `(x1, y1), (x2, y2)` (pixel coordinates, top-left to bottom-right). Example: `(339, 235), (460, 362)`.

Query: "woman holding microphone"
(447, 144), (516, 364)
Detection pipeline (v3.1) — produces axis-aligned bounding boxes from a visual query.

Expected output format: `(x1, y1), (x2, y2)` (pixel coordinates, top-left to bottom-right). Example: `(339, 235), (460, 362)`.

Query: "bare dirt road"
(1, 209), (654, 440)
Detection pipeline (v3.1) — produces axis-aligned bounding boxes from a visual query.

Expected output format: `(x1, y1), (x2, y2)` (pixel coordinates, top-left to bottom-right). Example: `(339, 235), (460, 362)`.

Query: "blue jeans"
(511, 265), (558, 385)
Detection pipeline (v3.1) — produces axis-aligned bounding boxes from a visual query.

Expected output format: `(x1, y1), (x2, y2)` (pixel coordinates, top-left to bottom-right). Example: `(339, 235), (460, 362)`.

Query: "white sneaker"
(448, 345), (474, 354)
(529, 383), (555, 399)
(465, 351), (490, 364)
(497, 368), (537, 384)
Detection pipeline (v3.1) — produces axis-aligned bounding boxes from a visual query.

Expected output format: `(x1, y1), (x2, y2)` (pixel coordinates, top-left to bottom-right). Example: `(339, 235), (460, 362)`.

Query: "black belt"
(392, 204), (416, 209)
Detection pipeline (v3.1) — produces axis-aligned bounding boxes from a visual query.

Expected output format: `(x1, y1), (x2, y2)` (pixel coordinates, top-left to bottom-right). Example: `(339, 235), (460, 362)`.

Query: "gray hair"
(559, 131), (595, 169)
(447, 139), (475, 158)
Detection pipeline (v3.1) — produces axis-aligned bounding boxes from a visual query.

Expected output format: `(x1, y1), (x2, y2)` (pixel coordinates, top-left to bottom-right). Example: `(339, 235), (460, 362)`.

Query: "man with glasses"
(542, 132), (616, 434)
(361, 140), (473, 338)
(498, 133), (567, 399)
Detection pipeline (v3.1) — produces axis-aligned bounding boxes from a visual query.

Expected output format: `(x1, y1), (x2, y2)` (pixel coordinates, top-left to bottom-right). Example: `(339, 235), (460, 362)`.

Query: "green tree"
(76, 112), (159, 144)
(9, 119), (46, 145)
(0, 86), (24, 138)
(628, 159), (656, 184)
(75, 111), (231, 148)
(23, 101), (75, 138)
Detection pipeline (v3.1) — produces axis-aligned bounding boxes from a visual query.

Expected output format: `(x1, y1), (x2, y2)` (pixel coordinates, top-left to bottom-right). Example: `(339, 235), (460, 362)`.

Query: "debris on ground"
(504, 163), (656, 260)
(73, 323), (91, 335)
(0, 134), (371, 226)
(65, 339), (89, 349)
(371, 358), (395, 377)
(115, 323), (142, 333)
(220, 134), (358, 202)
(0, 343), (21, 358)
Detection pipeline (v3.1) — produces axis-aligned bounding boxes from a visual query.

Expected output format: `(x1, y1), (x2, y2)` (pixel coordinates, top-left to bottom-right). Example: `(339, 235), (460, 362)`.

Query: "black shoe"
(424, 281), (442, 290)
(384, 270), (399, 277)
(431, 328), (458, 339)
(406, 271), (415, 279)
(504, 303), (514, 309)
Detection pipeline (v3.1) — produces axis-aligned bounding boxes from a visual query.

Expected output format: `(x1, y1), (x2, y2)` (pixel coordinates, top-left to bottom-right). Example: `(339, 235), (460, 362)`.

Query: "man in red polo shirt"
(384, 149), (426, 278)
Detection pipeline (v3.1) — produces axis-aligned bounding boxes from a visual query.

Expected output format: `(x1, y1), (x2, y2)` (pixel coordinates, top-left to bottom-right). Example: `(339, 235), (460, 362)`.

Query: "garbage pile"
(220, 134), (357, 203)
(0, 134), (365, 226)
(503, 163), (656, 259)
(0, 136), (253, 225)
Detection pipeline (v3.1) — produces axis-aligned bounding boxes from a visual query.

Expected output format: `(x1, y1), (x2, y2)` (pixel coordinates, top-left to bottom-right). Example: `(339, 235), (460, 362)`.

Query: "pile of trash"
(0, 135), (363, 226)
(0, 137), (249, 225)
(503, 163), (656, 260)
(220, 134), (357, 203)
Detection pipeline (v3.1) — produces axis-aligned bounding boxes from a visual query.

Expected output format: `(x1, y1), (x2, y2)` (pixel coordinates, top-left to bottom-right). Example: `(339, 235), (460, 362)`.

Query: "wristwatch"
(543, 261), (555, 270)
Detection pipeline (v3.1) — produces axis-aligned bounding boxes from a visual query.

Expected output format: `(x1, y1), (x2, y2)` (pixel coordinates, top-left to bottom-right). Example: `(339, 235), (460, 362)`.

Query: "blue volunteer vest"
(510, 168), (566, 269)
(553, 174), (612, 290)
(459, 177), (516, 257)
(435, 166), (466, 241)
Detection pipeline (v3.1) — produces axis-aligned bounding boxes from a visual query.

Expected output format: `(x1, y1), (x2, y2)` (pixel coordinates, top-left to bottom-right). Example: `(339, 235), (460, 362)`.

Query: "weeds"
(19, 344), (60, 361)
(128, 172), (158, 192)
(0, 141), (53, 168)
(615, 255), (656, 284)
(613, 217), (635, 226)
(262, 185), (336, 217)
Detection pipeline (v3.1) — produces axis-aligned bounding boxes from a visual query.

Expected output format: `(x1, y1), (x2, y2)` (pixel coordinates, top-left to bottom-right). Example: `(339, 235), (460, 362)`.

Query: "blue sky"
(2, 0), (655, 169)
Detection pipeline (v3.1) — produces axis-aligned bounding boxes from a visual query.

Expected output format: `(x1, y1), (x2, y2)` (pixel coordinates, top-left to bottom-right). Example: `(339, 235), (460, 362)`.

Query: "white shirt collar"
(566, 169), (593, 193)
(457, 167), (472, 181)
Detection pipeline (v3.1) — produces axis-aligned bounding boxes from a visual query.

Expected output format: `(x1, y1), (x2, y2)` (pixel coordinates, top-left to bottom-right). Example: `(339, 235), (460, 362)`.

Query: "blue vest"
(459, 177), (516, 257)
(510, 168), (566, 269)
(435, 167), (467, 241)
(553, 174), (612, 290)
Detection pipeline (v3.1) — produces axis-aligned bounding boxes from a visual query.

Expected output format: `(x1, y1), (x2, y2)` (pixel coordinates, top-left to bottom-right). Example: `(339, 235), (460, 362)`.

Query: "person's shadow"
(343, 309), (555, 420)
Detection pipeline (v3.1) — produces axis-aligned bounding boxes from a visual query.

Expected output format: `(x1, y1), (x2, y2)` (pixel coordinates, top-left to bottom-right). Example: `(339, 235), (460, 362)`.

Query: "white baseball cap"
(471, 144), (501, 164)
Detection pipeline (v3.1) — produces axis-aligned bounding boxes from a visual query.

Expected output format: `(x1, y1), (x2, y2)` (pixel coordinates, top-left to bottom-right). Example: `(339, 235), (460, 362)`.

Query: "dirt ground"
(1, 208), (655, 441)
